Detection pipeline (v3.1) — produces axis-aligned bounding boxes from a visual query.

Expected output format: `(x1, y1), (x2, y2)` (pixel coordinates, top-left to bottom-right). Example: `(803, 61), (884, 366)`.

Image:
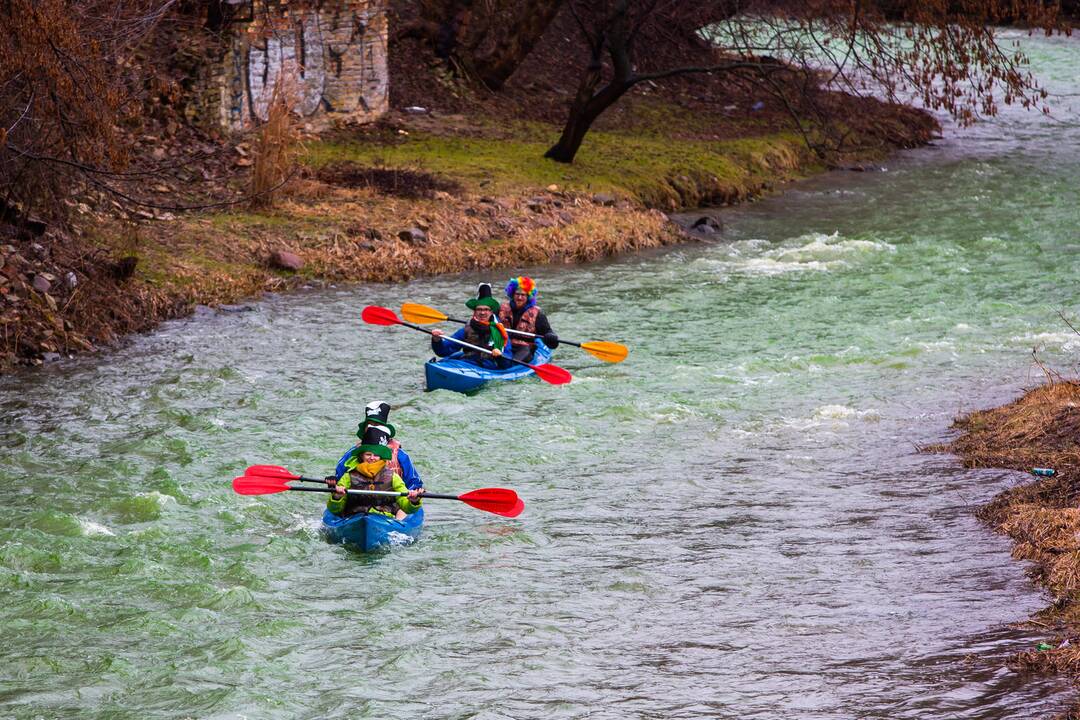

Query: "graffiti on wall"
(222, 0), (388, 130)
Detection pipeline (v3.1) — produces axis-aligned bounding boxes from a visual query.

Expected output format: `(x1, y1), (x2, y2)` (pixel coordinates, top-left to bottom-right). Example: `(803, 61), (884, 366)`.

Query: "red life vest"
(387, 440), (401, 476)
(499, 302), (540, 348)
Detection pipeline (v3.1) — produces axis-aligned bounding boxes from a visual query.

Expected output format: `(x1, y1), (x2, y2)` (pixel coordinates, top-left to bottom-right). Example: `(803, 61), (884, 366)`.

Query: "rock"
(558, 211), (574, 224)
(358, 240), (376, 252)
(534, 217), (557, 228)
(29, 242), (46, 257)
(42, 352), (61, 363)
(404, 106), (428, 114)
(269, 250), (304, 271)
(546, 184), (560, 192)
(218, 304), (256, 313)
(691, 216), (723, 233)
(398, 227), (428, 245)
(151, 147), (166, 160)
(31, 275), (51, 293)
(111, 256), (138, 280)
(364, 228), (382, 241)
(527, 197), (548, 212)
(153, 184), (171, 193)
(65, 271), (77, 288)
(592, 193), (617, 206)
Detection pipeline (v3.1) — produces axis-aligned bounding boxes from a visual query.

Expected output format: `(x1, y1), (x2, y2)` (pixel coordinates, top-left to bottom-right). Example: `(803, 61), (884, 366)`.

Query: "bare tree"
(545, 0), (1060, 163)
(399, 0), (565, 90)
(0, 0), (176, 221)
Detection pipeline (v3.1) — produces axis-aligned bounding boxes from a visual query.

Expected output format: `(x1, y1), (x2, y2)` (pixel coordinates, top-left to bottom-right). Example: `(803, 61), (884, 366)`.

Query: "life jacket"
(461, 321), (493, 359)
(386, 440), (401, 476)
(499, 302), (540, 348)
(341, 464), (397, 517)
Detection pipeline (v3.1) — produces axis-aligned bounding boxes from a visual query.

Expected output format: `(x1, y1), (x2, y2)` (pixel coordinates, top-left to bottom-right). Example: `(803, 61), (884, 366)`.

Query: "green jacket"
(326, 471), (422, 517)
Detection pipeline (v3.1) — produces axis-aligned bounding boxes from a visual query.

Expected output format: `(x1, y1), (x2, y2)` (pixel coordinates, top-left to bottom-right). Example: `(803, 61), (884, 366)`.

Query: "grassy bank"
(0, 97), (935, 370)
(933, 379), (1080, 708)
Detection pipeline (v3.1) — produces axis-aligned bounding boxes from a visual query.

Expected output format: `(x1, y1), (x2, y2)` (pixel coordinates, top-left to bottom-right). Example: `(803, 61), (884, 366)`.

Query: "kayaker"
(498, 275), (559, 363)
(326, 424), (425, 520)
(431, 283), (509, 368)
(331, 400), (422, 489)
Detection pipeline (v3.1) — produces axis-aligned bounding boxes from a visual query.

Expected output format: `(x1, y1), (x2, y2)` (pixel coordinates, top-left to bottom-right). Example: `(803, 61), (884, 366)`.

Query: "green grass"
(303, 120), (815, 208)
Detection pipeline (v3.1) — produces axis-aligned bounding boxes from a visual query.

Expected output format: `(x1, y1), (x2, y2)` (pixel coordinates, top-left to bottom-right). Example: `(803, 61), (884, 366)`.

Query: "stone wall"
(200, 0), (388, 131)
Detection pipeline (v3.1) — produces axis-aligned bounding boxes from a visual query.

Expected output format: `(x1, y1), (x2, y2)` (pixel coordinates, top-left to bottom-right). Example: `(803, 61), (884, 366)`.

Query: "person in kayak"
(331, 401), (422, 489)
(498, 275), (559, 363)
(430, 282), (510, 368)
(326, 424), (424, 520)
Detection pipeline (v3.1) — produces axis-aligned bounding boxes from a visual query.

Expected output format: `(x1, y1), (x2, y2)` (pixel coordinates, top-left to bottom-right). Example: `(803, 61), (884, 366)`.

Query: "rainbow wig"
(505, 276), (538, 307)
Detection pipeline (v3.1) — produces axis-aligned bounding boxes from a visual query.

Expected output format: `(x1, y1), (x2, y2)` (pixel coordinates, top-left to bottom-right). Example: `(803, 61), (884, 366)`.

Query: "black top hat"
(356, 400), (395, 439)
(356, 423), (393, 461)
(465, 282), (501, 312)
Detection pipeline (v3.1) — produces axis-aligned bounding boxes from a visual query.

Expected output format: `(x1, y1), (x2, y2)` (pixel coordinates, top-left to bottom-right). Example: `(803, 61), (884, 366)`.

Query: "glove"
(542, 332), (559, 349)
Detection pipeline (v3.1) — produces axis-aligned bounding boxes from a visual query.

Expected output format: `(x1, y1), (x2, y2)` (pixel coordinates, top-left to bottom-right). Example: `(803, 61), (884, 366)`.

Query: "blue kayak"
(424, 340), (552, 394)
(320, 508), (424, 552)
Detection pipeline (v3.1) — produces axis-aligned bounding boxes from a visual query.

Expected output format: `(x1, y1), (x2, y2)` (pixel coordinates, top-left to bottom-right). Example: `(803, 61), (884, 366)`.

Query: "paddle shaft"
(286, 486), (463, 501)
(440, 315), (584, 348)
(399, 317), (541, 372)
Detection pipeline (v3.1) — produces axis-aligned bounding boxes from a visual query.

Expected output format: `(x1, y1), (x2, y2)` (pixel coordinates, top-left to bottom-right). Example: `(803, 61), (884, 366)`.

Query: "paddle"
(401, 302), (628, 363)
(232, 472), (524, 518)
(362, 305), (572, 385)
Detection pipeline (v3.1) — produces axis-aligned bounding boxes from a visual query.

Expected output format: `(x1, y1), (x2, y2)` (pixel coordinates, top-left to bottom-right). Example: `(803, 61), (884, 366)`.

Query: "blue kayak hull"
(320, 508), (424, 552)
(424, 340), (552, 393)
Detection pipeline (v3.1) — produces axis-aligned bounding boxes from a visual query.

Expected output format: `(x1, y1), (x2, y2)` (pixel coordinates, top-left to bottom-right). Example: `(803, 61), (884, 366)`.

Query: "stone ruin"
(187, 0), (388, 131)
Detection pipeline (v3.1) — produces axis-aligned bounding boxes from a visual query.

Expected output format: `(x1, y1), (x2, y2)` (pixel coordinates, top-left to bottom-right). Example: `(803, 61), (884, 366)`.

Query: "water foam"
(78, 518), (116, 537)
(703, 231), (895, 276)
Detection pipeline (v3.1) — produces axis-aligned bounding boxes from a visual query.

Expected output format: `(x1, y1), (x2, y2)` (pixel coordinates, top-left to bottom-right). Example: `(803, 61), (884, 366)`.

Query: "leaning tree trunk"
(545, 40), (635, 163)
(472, 0), (564, 90)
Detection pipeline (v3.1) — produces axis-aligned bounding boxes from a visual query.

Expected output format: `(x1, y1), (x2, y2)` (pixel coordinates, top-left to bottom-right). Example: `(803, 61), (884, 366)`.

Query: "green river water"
(3, 31), (1080, 720)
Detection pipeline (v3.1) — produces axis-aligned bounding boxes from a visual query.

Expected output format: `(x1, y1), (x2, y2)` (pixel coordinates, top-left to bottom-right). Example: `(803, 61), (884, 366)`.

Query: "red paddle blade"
(233, 475), (293, 495)
(529, 361), (572, 385)
(491, 498), (525, 518)
(362, 305), (401, 326)
(244, 465), (301, 481)
(457, 488), (520, 514)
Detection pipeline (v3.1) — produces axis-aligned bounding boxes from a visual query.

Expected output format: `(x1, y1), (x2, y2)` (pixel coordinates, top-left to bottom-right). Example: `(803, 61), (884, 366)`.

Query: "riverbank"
(0, 93), (936, 370)
(932, 378), (1080, 707)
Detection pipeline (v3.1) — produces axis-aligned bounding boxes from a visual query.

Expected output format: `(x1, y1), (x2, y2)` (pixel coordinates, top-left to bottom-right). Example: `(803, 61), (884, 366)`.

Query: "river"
(2, 30), (1079, 720)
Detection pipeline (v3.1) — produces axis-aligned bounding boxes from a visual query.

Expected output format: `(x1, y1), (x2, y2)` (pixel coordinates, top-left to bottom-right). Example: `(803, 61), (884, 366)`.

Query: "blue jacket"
(431, 327), (510, 369)
(335, 445), (423, 489)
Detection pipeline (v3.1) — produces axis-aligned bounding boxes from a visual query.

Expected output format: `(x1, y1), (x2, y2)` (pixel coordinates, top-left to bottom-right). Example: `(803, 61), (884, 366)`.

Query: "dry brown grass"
(935, 379), (1080, 689)
(249, 83), (300, 209)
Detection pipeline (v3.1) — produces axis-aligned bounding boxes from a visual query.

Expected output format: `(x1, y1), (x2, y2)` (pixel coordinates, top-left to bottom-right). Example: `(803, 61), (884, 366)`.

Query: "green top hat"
(466, 282), (501, 312)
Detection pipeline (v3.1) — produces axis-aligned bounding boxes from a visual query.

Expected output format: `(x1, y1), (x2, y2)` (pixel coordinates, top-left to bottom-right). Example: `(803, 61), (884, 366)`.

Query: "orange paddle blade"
(580, 341), (628, 363)
(401, 303), (448, 325)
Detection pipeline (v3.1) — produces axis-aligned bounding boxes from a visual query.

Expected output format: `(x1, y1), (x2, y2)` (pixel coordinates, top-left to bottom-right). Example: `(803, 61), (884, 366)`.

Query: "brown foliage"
(249, 84), (300, 209)
(0, 0), (171, 219)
